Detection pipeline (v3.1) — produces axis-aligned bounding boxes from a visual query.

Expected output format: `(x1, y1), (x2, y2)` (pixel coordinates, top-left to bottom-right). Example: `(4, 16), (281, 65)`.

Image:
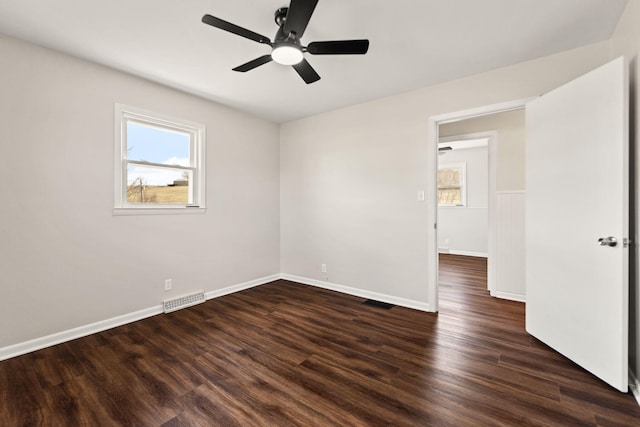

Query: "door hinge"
(624, 238), (632, 248)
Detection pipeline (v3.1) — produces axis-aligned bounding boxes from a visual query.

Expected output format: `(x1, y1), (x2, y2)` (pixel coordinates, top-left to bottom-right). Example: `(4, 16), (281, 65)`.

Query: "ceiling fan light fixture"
(271, 45), (303, 65)
(202, 0), (369, 83)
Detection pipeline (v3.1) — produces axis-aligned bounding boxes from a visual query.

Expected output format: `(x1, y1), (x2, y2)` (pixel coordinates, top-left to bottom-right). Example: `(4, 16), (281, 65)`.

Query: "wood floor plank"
(0, 357), (48, 426)
(1, 253), (639, 425)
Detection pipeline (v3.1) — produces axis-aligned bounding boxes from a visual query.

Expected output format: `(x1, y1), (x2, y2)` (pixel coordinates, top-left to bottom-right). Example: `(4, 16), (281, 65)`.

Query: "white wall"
(0, 34), (281, 350)
(440, 110), (526, 191)
(281, 41), (610, 307)
(437, 147), (488, 256)
(608, 0), (640, 392)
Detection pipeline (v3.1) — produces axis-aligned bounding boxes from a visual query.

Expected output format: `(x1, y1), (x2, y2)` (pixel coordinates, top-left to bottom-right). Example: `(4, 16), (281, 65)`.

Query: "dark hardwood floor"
(1, 254), (639, 426)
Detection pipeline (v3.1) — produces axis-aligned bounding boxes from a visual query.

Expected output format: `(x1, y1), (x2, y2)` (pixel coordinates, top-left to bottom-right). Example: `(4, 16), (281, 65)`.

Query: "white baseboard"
(630, 369), (640, 407)
(280, 274), (431, 312)
(0, 305), (163, 362)
(1, 273), (429, 361)
(491, 290), (526, 303)
(0, 274), (279, 362)
(204, 274), (280, 300)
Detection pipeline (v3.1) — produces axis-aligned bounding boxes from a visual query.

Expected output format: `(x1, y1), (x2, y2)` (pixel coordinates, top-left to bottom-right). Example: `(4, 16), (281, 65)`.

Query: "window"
(438, 163), (466, 206)
(114, 104), (205, 214)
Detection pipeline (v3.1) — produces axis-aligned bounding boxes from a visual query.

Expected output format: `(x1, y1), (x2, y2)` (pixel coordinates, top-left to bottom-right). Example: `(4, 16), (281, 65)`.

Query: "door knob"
(598, 236), (617, 247)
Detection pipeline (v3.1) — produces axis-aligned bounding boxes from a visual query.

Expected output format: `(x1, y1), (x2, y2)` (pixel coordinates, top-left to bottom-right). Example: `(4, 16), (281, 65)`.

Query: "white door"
(525, 57), (629, 392)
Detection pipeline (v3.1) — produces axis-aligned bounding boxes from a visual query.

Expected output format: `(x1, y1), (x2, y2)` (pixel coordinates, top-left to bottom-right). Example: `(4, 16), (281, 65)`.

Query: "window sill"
(113, 207), (206, 216)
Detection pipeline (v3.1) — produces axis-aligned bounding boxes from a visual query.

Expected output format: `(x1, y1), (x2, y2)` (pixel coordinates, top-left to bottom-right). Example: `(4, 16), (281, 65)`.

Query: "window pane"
(127, 165), (191, 205)
(438, 188), (461, 205)
(438, 166), (464, 205)
(438, 168), (460, 187)
(126, 122), (190, 166)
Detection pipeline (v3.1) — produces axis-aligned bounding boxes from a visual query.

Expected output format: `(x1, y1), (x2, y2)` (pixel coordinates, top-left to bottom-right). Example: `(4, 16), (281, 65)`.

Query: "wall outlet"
(164, 279), (172, 291)
(417, 190), (425, 202)
(321, 264), (327, 273)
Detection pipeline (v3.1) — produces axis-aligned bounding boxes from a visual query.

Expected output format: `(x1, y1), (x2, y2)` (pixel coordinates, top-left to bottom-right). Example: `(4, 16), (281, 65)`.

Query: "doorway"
(427, 98), (534, 312)
(437, 132), (492, 279)
(437, 132), (492, 300)
(428, 58), (630, 393)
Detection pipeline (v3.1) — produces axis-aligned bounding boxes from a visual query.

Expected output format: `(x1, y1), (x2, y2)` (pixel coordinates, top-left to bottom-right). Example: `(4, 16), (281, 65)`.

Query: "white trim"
(281, 274), (431, 312)
(438, 136), (489, 150)
(0, 273), (431, 361)
(113, 207), (207, 216)
(0, 306), (163, 362)
(428, 97), (536, 312)
(439, 206), (488, 210)
(491, 290), (526, 303)
(487, 133), (498, 295)
(0, 274), (279, 361)
(630, 369), (640, 407)
(431, 98), (536, 125)
(447, 250), (488, 258)
(204, 274), (281, 300)
(113, 103), (206, 213)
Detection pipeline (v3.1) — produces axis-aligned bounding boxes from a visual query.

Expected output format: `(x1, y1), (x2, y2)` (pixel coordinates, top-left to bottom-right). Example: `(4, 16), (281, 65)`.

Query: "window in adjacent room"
(438, 163), (466, 206)
(114, 104), (206, 214)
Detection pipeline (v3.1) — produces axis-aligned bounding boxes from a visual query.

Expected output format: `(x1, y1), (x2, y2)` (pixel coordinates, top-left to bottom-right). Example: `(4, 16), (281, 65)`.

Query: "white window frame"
(114, 104), (206, 215)
(438, 162), (467, 207)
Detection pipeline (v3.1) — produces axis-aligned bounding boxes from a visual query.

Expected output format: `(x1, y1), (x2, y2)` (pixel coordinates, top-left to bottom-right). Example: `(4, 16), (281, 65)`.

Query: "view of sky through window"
(127, 122), (190, 185)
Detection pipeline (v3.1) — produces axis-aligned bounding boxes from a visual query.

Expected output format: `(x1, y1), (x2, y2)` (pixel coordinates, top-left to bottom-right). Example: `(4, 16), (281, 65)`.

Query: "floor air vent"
(362, 299), (395, 310)
(163, 291), (206, 313)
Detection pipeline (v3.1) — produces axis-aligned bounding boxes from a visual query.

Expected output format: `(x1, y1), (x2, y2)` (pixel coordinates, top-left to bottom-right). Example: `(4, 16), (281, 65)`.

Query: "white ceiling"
(0, 0), (628, 123)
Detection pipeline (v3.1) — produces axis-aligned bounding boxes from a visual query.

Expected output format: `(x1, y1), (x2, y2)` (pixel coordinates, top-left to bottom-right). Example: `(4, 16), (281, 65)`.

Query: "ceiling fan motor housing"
(274, 7), (289, 27)
(273, 8), (300, 46)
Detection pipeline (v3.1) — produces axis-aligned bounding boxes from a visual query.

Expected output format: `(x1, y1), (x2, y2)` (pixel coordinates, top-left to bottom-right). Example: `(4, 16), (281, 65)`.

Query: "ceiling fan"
(201, 0), (369, 84)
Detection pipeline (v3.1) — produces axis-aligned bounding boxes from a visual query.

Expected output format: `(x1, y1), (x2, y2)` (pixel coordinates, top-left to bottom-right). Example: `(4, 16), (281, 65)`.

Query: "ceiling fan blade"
(307, 40), (370, 55)
(292, 58), (320, 84)
(233, 55), (273, 72)
(202, 14), (271, 45)
(283, 0), (318, 38)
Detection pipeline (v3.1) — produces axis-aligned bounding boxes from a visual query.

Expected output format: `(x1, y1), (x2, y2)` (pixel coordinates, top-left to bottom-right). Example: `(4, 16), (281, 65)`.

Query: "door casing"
(427, 97), (536, 312)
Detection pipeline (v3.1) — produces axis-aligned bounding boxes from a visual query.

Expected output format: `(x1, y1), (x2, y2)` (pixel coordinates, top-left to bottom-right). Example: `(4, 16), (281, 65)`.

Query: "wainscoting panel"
(494, 191), (526, 302)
